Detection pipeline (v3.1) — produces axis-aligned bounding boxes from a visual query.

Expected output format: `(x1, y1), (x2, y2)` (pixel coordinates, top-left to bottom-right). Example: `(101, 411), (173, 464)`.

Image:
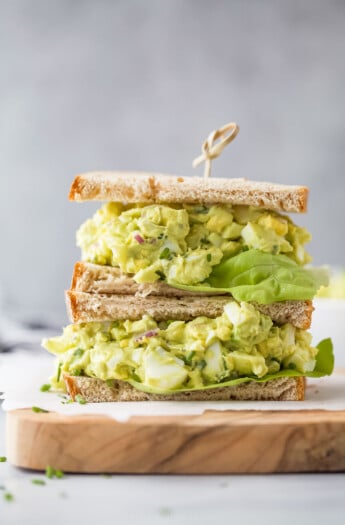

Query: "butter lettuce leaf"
(127, 338), (334, 395)
(168, 249), (328, 304)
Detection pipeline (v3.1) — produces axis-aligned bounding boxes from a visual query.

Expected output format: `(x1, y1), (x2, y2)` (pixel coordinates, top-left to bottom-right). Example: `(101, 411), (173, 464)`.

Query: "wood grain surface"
(6, 408), (345, 473)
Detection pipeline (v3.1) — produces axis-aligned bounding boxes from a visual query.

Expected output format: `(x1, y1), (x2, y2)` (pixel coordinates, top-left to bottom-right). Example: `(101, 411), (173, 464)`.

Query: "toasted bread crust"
(67, 281), (313, 329)
(69, 172), (308, 213)
(64, 374), (305, 402)
(70, 172), (155, 203)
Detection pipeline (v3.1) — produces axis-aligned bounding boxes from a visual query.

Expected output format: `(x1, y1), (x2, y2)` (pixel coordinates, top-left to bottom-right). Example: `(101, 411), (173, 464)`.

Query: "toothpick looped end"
(193, 122), (240, 178)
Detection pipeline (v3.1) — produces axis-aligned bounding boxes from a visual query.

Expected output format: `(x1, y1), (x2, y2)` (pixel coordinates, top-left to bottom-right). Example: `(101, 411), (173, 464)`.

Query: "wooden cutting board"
(6, 406), (345, 474)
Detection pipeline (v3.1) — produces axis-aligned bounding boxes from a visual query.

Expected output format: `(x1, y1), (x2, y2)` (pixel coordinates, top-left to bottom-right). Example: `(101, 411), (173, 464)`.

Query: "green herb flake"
(131, 373), (142, 383)
(32, 406), (49, 413)
(159, 247), (171, 260)
(75, 394), (87, 405)
(196, 359), (207, 370)
(73, 348), (84, 358)
(155, 270), (165, 281)
(40, 384), (51, 392)
(72, 369), (83, 376)
(46, 465), (54, 478)
(186, 351), (196, 364)
(4, 492), (14, 502)
(105, 379), (114, 388)
(0, 456), (7, 462)
(207, 253), (212, 262)
(56, 362), (62, 382)
(45, 466), (64, 479)
(180, 350), (196, 366)
(195, 206), (209, 214)
(32, 479), (46, 486)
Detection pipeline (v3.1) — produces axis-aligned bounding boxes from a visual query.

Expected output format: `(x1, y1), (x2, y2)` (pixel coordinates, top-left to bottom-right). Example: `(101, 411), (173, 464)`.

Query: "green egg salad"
(43, 301), (333, 394)
(76, 203), (327, 304)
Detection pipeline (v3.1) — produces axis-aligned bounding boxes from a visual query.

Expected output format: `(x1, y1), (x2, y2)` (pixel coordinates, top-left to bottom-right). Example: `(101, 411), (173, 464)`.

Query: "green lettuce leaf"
(127, 338), (334, 395)
(168, 249), (328, 304)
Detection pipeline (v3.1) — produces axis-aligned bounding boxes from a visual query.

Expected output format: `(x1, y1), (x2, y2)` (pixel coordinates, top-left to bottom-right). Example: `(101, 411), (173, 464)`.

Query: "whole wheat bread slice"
(69, 171), (308, 213)
(64, 373), (305, 402)
(71, 261), (231, 296)
(66, 289), (313, 329)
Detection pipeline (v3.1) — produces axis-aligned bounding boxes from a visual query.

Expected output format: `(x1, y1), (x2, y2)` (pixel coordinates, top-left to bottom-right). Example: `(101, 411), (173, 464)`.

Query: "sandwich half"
(42, 172), (333, 401)
(70, 172), (325, 305)
(44, 294), (320, 402)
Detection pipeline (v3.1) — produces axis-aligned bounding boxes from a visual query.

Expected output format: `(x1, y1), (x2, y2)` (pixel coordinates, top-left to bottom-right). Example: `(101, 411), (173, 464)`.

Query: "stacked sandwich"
(43, 172), (333, 402)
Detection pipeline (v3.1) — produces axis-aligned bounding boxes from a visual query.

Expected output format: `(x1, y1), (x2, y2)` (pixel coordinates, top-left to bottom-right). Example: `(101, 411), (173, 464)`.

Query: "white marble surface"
(0, 408), (345, 525)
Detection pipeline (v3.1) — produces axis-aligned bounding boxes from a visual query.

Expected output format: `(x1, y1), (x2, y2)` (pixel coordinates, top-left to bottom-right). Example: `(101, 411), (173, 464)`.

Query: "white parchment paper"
(1, 350), (344, 422)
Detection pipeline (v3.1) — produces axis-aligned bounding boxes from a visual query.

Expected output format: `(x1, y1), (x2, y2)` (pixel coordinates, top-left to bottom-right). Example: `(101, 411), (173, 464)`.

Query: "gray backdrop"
(1, 0), (345, 323)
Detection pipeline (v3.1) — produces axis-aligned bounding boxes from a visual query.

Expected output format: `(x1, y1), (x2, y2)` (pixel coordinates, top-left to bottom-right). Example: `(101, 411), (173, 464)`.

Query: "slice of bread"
(64, 373), (305, 402)
(71, 261), (232, 296)
(66, 291), (236, 323)
(66, 289), (313, 329)
(69, 171), (308, 213)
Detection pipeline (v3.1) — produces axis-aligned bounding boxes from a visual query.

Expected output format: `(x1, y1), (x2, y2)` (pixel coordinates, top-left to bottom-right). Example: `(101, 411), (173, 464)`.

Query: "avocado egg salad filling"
(43, 301), (333, 394)
(77, 202), (327, 304)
